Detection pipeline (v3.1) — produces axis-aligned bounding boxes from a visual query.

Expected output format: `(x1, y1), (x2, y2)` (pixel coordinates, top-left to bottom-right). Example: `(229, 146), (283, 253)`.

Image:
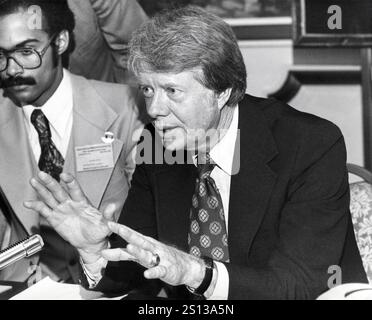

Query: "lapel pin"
(102, 131), (115, 144)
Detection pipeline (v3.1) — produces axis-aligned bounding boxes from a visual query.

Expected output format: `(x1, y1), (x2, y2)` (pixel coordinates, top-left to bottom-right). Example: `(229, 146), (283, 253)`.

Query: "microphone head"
(0, 235), (44, 271)
(24, 235), (44, 257)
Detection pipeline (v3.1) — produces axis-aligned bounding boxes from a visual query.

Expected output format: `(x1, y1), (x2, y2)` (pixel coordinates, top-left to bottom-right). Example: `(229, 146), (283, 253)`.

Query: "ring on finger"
(148, 253), (160, 268)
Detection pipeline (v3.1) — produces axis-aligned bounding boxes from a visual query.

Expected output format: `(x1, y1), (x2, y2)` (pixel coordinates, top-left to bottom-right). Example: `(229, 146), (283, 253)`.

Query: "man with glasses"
(0, 0), (144, 284)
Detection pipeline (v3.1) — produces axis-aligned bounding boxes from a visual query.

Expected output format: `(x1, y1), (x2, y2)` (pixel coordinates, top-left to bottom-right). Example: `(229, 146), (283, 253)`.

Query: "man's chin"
(4, 87), (35, 105)
(162, 139), (184, 152)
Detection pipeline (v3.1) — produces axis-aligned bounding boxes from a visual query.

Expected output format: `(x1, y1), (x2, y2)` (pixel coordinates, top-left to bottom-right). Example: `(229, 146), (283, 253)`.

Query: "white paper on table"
(317, 283), (372, 300)
(10, 277), (127, 300)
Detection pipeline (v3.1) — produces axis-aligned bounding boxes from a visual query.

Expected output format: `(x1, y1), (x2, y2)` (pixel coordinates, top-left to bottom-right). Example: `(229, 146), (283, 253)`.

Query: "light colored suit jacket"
(0, 72), (144, 282)
(67, 0), (147, 84)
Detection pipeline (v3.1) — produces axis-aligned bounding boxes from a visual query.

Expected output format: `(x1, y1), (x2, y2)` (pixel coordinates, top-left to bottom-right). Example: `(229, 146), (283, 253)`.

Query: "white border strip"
(238, 40), (293, 47)
(224, 17), (293, 26)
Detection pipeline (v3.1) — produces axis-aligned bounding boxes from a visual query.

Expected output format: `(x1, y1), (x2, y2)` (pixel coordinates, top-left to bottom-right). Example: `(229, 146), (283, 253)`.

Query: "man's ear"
(54, 30), (70, 55)
(217, 88), (232, 110)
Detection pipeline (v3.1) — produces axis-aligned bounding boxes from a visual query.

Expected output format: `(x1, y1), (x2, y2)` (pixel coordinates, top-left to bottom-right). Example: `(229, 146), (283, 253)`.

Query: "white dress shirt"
(22, 69), (73, 162)
(82, 106), (240, 300)
(192, 105), (239, 300)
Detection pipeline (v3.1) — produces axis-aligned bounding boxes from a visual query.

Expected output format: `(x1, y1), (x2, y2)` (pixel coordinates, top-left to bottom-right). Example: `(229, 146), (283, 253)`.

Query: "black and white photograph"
(0, 0), (371, 305)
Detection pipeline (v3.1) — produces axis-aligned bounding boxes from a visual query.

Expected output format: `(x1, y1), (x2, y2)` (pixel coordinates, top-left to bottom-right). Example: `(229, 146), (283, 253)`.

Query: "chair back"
(348, 164), (372, 283)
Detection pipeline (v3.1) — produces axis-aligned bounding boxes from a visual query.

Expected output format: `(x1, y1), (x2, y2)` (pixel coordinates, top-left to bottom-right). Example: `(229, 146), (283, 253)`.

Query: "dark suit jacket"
(91, 94), (367, 300)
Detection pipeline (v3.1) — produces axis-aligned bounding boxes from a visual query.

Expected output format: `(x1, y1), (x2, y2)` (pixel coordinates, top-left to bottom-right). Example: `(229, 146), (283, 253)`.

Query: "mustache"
(0, 77), (36, 89)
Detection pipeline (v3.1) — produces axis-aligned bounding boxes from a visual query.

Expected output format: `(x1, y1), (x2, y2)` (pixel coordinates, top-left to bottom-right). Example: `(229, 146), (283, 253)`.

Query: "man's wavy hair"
(128, 5), (247, 107)
(0, 0), (75, 53)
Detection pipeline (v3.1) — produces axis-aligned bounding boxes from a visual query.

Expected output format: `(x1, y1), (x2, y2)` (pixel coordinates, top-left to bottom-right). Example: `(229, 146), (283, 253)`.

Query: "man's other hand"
(24, 172), (115, 263)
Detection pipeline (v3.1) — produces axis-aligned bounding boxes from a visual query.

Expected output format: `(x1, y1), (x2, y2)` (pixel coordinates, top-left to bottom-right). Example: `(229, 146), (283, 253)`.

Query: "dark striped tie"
(31, 109), (64, 182)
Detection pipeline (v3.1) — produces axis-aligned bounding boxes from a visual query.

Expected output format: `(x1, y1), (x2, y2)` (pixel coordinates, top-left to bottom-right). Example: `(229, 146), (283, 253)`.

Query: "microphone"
(0, 235), (44, 270)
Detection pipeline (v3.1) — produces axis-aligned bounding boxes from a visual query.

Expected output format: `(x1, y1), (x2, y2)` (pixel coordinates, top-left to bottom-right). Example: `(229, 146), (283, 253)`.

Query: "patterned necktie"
(31, 109), (64, 182)
(188, 154), (229, 262)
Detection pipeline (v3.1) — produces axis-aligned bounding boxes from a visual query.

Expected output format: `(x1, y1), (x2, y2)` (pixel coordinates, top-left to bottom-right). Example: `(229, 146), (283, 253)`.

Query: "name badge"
(75, 144), (114, 172)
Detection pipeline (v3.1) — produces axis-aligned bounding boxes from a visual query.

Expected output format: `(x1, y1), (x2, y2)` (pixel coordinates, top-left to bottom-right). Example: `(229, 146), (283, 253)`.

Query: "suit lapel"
(0, 99), (39, 235)
(228, 97), (278, 264)
(64, 75), (124, 208)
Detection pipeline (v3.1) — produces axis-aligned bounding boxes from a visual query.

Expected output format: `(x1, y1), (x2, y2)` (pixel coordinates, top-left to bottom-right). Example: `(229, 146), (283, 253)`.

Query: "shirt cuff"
(80, 256), (108, 289)
(208, 261), (229, 300)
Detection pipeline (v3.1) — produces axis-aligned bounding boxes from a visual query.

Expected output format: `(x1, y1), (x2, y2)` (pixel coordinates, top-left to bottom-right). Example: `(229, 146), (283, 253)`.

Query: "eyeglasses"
(0, 35), (56, 72)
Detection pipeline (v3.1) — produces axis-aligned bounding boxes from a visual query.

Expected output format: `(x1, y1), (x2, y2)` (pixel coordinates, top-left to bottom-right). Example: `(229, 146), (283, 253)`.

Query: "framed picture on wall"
(137, 0), (293, 40)
(293, 0), (372, 47)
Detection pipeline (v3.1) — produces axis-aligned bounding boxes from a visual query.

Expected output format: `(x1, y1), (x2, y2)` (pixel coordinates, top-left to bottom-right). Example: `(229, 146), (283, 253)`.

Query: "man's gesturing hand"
(24, 172), (115, 263)
(101, 221), (207, 289)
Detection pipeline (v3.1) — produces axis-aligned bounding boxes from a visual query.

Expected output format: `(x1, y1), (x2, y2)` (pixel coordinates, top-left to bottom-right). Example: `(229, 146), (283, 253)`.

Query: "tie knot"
(31, 109), (51, 139)
(197, 153), (215, 178)
(197, 163), (215, 179)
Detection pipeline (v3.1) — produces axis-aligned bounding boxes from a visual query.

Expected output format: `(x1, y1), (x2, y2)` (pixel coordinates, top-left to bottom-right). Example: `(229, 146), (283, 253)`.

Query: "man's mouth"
(9, 84), (29, 90)
(153, 123), (176, 133)
(162, 127), (176, 132)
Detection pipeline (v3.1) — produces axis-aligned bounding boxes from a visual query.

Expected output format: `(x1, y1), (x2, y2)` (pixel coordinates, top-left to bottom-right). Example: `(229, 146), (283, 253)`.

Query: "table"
(0, 281), (27, 300)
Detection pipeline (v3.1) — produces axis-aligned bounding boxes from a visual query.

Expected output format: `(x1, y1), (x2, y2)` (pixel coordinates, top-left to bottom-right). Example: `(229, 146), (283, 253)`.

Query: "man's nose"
(5, 57), (24, 77)
(147, 92), (169, 119)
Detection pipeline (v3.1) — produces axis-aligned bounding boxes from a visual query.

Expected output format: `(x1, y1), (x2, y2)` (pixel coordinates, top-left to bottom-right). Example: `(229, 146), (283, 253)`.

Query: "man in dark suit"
(26, 6), (367, 299)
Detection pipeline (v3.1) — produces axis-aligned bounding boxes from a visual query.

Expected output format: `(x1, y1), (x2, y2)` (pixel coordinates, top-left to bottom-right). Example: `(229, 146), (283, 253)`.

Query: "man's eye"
(17, 48), (34, 56)
(141, 86), (155, 98)
(166, 88), (180, 96)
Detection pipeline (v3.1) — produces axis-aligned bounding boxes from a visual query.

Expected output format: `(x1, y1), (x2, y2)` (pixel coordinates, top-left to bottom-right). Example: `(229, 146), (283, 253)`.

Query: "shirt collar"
(193, 105), (239, 176)
(23, 69), (73, 139)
